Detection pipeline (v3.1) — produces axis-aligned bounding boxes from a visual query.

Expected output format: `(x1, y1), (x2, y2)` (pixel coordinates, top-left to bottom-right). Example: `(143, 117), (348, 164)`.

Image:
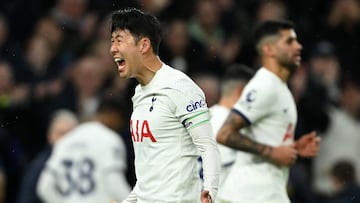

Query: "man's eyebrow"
(112, 33), (123, 39)
(285, 35), (296, 43)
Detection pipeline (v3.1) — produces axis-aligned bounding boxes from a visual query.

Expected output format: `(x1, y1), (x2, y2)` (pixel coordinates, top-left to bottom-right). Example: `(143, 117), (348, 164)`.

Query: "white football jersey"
(37, 122), (130, 203)
(129, 64), (215, 202)
(218, 68), (297, 203)
(209, 105), (236, 186)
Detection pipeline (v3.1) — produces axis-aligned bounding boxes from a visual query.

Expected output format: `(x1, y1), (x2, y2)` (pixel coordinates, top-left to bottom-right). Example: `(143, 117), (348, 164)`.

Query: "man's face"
(110, 29), (142, 78)
(273, 29), (302, 72)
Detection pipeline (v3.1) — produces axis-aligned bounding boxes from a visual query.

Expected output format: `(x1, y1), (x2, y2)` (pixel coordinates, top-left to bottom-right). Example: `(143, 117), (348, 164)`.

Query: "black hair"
(222, 64), (255, 83)
(331, 160), (356, 184)
(111, 7), (162, 54)
(253, 19), (295, 48)
(219, 64), (255, 96)
(97, 95), (129, 118)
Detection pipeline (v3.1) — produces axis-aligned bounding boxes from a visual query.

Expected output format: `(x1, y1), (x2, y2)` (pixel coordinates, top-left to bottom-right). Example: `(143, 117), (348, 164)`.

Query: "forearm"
(224, 131), (272, 158)
(216, 112), (272, 158)
(190, 122), (220, 200)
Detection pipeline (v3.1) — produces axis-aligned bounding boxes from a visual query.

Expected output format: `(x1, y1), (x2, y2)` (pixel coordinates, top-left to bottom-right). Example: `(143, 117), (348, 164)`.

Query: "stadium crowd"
(0, 0), (360, 202)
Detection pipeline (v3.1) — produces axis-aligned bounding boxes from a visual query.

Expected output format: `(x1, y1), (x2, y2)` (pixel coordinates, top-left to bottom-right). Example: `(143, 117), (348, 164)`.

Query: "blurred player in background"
(110, 8), (220, 203)
(209, 64), (254, 193)
(17, 109), (79, 203)
(37, 96), (131, 203)
(216, 20), (320, 203)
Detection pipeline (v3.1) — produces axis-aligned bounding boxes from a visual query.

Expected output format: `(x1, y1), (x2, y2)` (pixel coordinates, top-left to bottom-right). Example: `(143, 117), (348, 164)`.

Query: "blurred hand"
(296, 131), (320, 158)
(269, 144), (298, 166)
(201, 190), (212, 203)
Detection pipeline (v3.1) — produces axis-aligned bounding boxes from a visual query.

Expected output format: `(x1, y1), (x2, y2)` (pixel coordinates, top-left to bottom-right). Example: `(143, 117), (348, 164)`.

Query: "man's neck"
(263, 59), (290, 82)
(137, 55), (163, 86)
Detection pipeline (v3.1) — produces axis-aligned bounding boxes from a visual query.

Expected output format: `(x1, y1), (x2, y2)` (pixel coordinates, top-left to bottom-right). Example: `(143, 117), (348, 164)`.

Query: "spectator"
(320, 0), (360, 77)
(188, 0), (226, 75)
(160, 18), (207, 75)
(49, 0), (98, 55)
(329, 160), (360, 203)
(313, 74), (360, 200)
(53, 55), (107, 121)
(193, 72), (221, 107)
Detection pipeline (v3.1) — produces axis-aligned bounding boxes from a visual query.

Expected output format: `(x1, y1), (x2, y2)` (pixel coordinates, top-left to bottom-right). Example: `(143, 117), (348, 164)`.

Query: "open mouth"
(114, 58), (125, 70)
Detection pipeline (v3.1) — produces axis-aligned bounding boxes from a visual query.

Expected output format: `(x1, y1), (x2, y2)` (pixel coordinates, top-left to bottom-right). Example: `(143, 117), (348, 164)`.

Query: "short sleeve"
(165, 85), (210, 132)
(233, 81), (277, 124)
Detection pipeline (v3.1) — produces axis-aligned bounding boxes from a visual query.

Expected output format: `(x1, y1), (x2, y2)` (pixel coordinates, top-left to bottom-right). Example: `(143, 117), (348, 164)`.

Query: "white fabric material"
(189, 121), (220, 200)
(126, 64), (219, 203)
(218, 68), (297, 203)
(37, 122), (130, 203)
(209, 105), (236, 186)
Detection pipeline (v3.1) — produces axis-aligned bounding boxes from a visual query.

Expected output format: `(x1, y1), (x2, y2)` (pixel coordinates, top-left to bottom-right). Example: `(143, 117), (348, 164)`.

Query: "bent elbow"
(216, 132), (226, 145)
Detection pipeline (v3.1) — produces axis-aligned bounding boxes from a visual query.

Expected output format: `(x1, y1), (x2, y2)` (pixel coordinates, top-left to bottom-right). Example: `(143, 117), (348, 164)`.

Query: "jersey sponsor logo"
(130, 119), (157, 142)
(246, 89), (256, 102)
(186, 99), (206, 112)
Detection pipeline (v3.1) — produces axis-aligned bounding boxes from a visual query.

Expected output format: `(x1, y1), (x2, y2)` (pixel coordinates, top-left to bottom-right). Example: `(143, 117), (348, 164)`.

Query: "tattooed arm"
(216, 111), (297, 166)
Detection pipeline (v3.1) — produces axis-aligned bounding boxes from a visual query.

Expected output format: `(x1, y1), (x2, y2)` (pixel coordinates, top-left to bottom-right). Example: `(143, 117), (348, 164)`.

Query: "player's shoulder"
(244, 68), (282, 96)
(161, 64), (203, 95)
(56, 122), (120, 146)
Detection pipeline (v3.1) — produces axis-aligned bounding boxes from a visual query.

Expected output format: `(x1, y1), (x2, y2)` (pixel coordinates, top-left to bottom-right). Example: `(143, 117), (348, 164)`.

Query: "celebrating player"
(216, 20), (320, 203)
(110, 8), (220, 203)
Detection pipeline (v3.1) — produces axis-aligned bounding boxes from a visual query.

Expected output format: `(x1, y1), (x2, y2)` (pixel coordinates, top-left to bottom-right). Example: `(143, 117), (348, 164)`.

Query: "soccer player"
(209, 64), (254, 190)
(216, 20), (320, 203)
(110, 8), (220, 203)
(36, 97), (131, 203)
(17, 109), (79, 203)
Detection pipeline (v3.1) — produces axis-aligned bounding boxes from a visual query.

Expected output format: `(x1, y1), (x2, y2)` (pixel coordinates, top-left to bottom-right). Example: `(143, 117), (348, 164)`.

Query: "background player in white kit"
(36, 97), (131, 203)
(209, 64), (254, 189)
(17, 109), (79, 203)
(110, 8), (220, 203)
(216, 20), (321, 203)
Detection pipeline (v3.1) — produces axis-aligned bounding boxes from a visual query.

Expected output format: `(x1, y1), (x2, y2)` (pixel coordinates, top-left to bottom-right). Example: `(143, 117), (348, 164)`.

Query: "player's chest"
(130, 94), (182, 143)
(272, 88), (297, 123)
(132, 93), (173, 119)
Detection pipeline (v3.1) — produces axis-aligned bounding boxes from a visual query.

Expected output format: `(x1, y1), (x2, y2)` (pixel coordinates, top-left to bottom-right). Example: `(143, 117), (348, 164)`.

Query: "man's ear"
(262, 43), (275, 57)
(139, 37), (151, 54)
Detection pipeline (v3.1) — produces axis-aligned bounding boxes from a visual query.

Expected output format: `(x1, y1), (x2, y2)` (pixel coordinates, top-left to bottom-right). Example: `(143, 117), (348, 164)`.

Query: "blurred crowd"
(0, 0), (360, 202)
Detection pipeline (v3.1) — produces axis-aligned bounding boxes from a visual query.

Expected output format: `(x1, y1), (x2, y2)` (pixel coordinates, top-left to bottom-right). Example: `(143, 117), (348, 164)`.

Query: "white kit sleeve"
(36, 154), (61, 203)
(121, 184), (138, 203)
(189, 120), (220, 200)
